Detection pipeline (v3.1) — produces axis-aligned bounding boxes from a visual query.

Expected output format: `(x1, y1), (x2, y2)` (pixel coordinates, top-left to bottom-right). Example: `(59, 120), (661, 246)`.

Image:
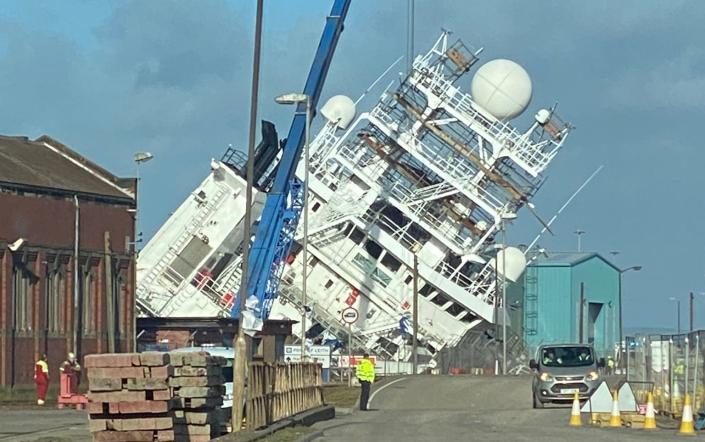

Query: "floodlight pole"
(233, 0), (263, 432)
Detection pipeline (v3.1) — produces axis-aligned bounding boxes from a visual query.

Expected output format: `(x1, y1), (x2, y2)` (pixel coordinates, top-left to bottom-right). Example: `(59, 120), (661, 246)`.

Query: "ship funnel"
(321, 95), (356, 129)
(489, 246), (527, 282)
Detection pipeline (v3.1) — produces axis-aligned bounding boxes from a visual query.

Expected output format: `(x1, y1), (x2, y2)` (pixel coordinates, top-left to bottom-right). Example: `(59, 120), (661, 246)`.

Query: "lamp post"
(618, 265), (641, 345)
(132, 152), (154, 253)
(574, 229), (585, 252)
(670, 297), (682, 334)
(500, 211), (516, 375)
(275, 92), (311, 361)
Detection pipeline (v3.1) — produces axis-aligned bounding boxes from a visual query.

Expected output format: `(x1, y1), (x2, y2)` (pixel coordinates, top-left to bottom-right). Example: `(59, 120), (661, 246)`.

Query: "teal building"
(507, 252), (621, 360)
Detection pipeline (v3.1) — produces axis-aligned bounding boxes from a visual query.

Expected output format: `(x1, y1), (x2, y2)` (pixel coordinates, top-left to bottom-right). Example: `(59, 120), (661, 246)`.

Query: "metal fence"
(625, 331), (705, 416)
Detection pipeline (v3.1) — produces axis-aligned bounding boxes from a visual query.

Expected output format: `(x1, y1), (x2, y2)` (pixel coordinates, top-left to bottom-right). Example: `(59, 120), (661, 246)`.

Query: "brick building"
(0, 135), (136, 387)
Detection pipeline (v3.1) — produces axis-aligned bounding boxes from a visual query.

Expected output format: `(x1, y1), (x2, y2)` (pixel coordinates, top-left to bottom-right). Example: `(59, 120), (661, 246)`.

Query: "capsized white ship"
(136, 32), (571, 360)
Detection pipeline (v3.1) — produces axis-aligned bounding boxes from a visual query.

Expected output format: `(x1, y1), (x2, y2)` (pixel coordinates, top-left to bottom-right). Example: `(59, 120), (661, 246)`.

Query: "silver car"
(529, 344), (605, 408)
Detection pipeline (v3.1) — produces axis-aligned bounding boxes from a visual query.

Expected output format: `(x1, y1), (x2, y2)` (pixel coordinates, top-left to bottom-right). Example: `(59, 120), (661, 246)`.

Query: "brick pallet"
(170, 352), (227, 442)
(86, 352), (227, 442)
(86, 352), (174, 442)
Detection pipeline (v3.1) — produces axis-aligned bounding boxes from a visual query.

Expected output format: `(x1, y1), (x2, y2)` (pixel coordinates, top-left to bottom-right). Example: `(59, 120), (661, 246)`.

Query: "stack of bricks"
(169, 352), (227, 442)
(85, 352), (175, 442)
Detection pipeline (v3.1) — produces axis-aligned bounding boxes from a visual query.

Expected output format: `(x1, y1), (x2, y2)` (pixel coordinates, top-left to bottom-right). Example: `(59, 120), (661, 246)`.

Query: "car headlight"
(586, 371), (600, 381)
(540, 372), (554, 382)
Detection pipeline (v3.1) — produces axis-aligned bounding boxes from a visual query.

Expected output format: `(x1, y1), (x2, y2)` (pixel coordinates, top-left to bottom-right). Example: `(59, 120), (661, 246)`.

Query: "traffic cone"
(609, 390), (621, 427)
(644, 392), (657, 430)
(569, 391), (582, 426)
(678, 394), (696, 436)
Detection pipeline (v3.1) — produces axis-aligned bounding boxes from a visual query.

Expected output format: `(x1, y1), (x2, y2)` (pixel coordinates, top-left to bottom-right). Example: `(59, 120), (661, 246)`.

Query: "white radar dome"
(490, 246), (527, 283)
(470, 59), (532, 121)
(321, 95), (356, 130)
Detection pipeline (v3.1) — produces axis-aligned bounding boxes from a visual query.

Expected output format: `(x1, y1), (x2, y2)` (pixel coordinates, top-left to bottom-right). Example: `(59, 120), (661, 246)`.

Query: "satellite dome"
(490, 246), (527, 283)
(321, 95), (356, 130)
(470, 59), (532, 121)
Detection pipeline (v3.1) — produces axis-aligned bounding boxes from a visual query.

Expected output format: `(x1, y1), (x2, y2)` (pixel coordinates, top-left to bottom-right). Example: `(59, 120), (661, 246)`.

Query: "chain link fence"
(626, 331), (705, 416)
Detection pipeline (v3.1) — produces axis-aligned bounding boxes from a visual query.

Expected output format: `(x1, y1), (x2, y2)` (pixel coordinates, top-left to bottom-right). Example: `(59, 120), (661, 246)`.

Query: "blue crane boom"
(233, 0), (352, 330)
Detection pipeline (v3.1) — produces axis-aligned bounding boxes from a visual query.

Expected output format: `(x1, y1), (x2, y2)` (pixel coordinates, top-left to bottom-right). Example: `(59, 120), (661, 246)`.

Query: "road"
(0, 408), (90, 441)
(309, 376), (684, 442)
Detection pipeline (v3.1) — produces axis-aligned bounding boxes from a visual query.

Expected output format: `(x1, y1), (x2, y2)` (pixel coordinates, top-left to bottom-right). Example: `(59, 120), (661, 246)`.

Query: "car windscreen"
(541, 346), (594, 367)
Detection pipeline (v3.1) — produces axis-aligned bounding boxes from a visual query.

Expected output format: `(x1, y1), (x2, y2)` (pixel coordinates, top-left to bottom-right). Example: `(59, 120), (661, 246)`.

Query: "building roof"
(530, 252), (620, 272)
(0, 135), (134, 202)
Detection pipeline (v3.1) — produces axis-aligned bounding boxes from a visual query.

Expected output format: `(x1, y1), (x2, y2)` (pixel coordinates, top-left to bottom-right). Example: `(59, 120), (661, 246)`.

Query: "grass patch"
(259, 426), (313, 442)
(0, 385), (59, 403)
(323, 384), (359, 407)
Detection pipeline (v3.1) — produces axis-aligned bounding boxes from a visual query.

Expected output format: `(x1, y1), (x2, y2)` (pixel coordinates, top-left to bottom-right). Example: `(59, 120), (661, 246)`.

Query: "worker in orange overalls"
(34, 354), (49, 405)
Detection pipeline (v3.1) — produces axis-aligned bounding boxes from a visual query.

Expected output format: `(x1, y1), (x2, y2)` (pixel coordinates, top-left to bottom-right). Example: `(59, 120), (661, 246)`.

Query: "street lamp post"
(132, 152), (154, 253)
(618, 265), (642, 345)
(574, 229), (585, 252)
(275, 92), (311, 362)
(500, 211), (517, 375)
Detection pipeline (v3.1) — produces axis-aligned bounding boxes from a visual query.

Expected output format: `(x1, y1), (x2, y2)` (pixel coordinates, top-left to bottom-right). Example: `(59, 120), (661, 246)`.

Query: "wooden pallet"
(621, 412), (646, 429)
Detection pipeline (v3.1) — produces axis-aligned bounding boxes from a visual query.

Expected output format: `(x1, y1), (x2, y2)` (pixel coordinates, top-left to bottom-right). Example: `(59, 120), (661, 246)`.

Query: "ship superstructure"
(136, 31), (571, 361)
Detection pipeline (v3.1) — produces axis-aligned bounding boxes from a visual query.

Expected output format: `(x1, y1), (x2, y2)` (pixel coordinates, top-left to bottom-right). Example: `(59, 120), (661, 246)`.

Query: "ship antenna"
(354, 55), (404, 105)
(525, 165), (605, 253)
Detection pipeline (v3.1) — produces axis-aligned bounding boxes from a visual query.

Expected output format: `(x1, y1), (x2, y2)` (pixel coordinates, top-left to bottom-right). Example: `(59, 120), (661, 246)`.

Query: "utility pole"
(232, 0), (263, 432)
(412, 254), (418, 375)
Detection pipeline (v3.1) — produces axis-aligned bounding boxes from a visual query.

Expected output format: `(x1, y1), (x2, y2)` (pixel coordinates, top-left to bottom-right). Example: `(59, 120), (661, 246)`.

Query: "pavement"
(0, 408), (90, 441)
(304, 375), (688, 442)
(0, 376), (693, 442)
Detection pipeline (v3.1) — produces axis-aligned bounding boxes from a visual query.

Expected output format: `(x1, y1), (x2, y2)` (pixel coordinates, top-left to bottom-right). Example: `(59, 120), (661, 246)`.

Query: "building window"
(312, 202), (321, 212)
(404, 275), (413, 285)
(324, 280), (334, 289)
(12, 263), (37, 332)
(46, 265), (65, 333)
(82, 268), (96, 335)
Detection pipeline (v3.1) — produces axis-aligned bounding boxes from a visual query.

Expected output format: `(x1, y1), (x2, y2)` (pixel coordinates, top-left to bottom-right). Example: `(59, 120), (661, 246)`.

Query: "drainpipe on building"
(73, 195), (80, 356)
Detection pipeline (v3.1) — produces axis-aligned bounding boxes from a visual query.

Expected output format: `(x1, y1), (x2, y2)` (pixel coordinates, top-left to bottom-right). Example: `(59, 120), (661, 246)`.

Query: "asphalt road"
(308, 376), (686, 442)
(0, 408), (90, 441)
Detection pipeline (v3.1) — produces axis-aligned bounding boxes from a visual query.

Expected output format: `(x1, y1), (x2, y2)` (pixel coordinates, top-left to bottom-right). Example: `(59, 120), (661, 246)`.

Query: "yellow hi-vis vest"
(356, 359), (375, 382)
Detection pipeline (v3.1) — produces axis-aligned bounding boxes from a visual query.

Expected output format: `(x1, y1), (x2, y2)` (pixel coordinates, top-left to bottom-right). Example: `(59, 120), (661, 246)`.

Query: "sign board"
(284, 345), (331, 369)
(336, 355), (377, 368)
(341, 307), (359, 324)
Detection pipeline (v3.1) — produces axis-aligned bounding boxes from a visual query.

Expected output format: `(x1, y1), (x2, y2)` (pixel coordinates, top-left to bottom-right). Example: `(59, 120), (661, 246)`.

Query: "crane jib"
(233, 0), (352, 331)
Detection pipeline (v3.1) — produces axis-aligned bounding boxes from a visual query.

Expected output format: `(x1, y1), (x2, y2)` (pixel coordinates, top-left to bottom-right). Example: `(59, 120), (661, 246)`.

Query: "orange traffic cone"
(644, 391), (657, 430)
(569, 391), (582, 426)
(609, 390), (621, 427)
(678, 394), (696, 436)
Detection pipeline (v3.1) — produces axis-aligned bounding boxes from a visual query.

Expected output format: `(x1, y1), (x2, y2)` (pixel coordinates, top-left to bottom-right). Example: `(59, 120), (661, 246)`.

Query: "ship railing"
(440, 80), (559, 175)
(370, 107), (506, 216)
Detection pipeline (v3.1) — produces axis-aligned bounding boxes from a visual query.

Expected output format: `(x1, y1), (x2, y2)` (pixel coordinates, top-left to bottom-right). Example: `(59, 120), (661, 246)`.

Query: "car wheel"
(532, 392), (544, 409)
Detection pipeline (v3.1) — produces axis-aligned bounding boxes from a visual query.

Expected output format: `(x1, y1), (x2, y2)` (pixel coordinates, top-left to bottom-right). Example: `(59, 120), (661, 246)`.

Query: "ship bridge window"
(370, 268), (391, 287)
(364, 240), (383, 259)
(419, 284), (435, 298)
(431, 293), (450, 307)
(380, 253), (401, 273)
(349, 228), (366, 244)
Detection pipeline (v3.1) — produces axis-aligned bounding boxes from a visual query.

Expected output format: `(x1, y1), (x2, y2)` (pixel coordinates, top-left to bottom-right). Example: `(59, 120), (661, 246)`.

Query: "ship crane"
(235, 0), (351, 332)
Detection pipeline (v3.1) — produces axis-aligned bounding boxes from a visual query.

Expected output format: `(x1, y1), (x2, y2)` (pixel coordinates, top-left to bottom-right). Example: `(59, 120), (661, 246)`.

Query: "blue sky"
(2, 1), (704, 330)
